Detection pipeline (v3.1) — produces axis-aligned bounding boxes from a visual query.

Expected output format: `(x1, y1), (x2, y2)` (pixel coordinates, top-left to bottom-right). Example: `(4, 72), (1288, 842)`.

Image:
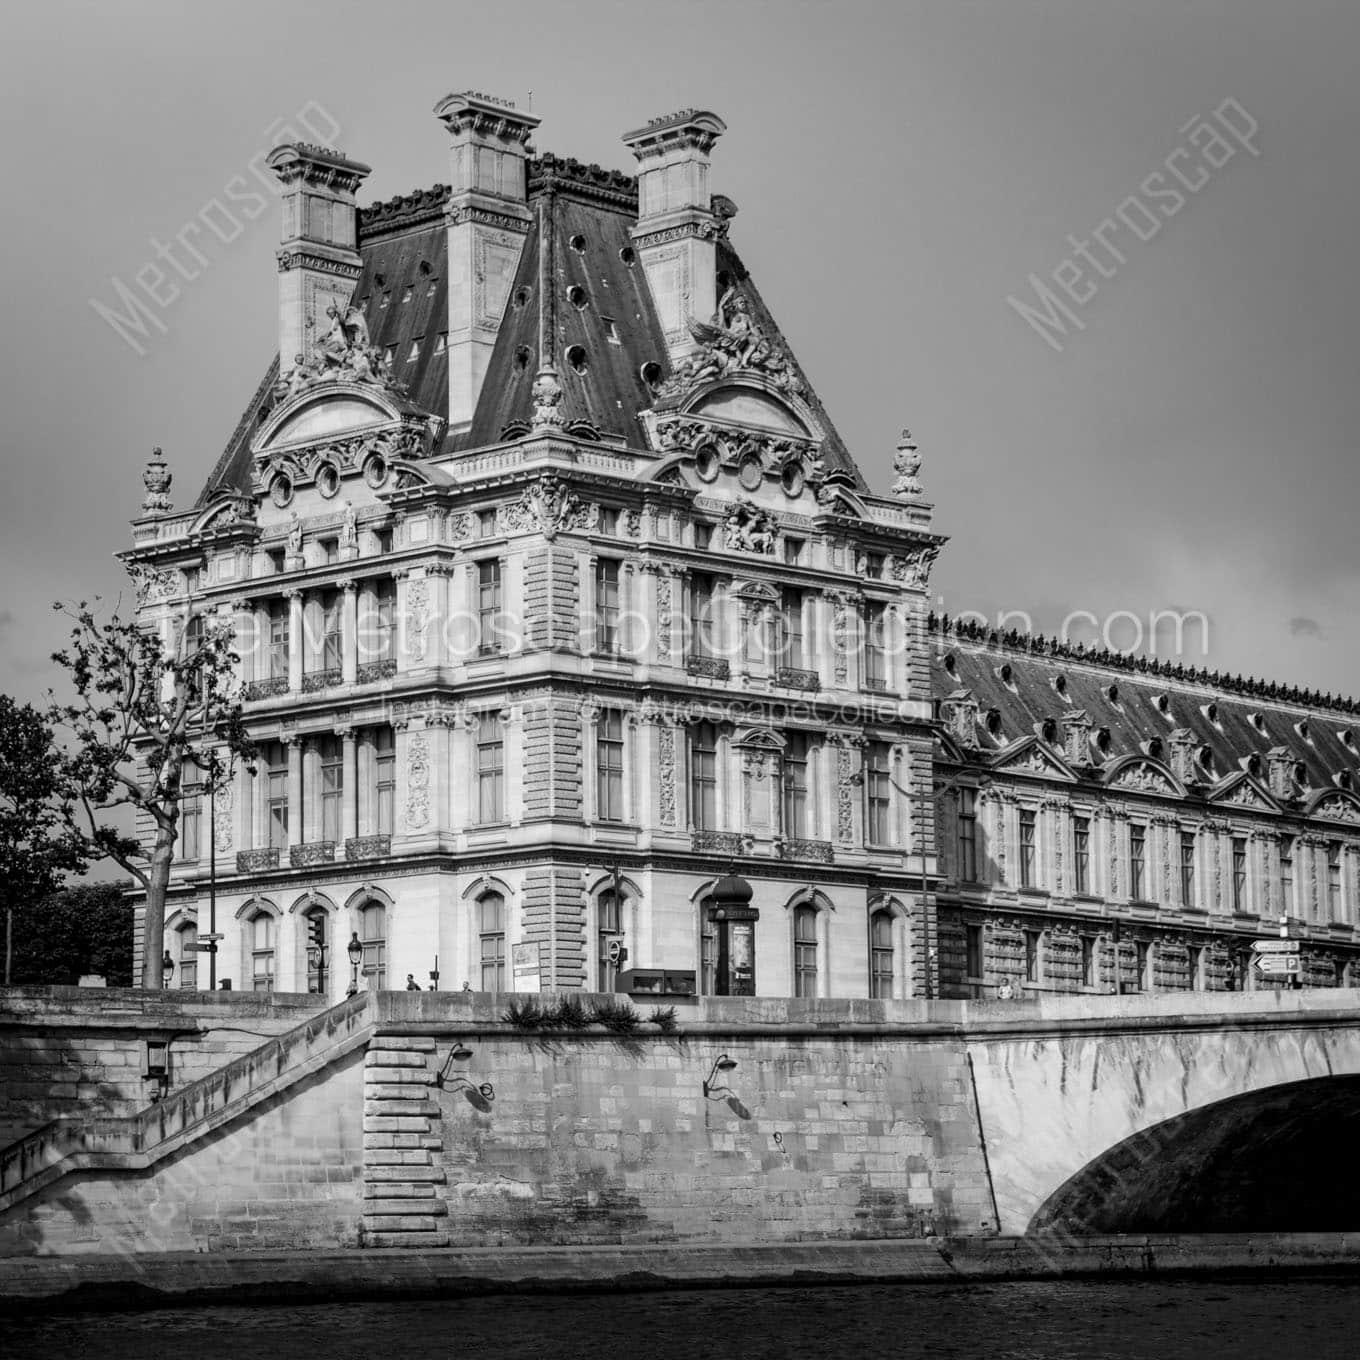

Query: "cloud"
(1289, 616), (1325, 639)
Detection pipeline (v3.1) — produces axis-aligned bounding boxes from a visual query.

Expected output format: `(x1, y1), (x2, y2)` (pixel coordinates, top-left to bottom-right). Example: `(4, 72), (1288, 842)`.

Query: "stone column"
(286, 589), (304, 693)
(340, 579), (358, 685)
(340, 726), (358, 847)
(303, 738), (321, 844)
(285, 735), (302, 851)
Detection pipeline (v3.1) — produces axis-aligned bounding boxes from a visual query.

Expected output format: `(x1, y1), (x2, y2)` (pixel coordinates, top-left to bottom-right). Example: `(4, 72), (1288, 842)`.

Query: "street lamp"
(161, 950), (175, 986)
(346, 931), (363, 996)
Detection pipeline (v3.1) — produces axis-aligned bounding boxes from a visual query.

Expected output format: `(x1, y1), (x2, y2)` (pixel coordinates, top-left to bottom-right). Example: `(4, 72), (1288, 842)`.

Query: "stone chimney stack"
(622, 109), (727, 364)
(433, 91), (541, 431)
(266, 143), (371, 374)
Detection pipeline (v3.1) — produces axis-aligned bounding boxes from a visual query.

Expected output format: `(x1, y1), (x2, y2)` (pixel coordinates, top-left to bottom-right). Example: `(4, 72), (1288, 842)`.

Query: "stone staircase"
(361, 1037), (449, 1247)
(0, 992), (373, 1217)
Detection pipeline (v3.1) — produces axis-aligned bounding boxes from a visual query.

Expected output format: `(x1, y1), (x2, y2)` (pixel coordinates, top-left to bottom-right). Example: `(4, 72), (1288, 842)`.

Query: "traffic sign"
(1255, 954), (1301, 976)
(1252, 939), (1300, 955)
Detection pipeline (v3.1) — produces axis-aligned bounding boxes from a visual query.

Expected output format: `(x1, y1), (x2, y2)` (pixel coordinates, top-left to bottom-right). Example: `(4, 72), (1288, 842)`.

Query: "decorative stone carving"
(126, 563), (177, 604)
(141, 447), (173, 514)
(1314, 795), (1360, 824)
(213, 777), (233, 852)
(274, 303), (404, 398)
(286, 511), (303, 558)
(656, 573), (673, 658)
(1114, 764), (1175, 794)
(340, 500), (357, 548)
(405, 733), (430, 831)
(831, 595), (849, 684)
(658, 723), (677, 827)
(890, 546), (939, 590)
(530, 369), (564, 431)
(723, 499), (777, 554)
(836, 743), (857, 843)
(405, 578), (430, 664)
(499, 475), (595, 540)
(890, 429), (922, 498)
(656, 284), (805, 399)
(345, 834), (392, 861)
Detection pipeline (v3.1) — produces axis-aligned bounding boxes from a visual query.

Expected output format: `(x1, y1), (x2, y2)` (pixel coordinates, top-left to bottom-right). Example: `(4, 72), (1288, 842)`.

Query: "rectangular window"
(693, 523), (712, 550)
(689, 572), (715, 659)
(374, 727), (395, 836)
(1280, 838), (1294, 915)
(373, 580), (396, 662)
(690, 721), (718, 830)
(864, 552), (885, 580)
(476, 508), (497, 539)
(965, 923), (984, 981)
(268, 549), (286, 575)
(783, 731), (810, 838)
(1180, 831), (1197, 907)
(794, 906), (818, 998)
(778, 587), (804, 668)
(595, 559), (620, 653)
(268, 600), (289, 680)
(374, 528), (393, 556)
(320, 538), (339, 566)
(320, 737), (342, 844)
(266, 741), (288, 851)
(1136, 940), (1152, 992)
(179, 769), (201, 861)
(1187, 945), (1203, 991)
(863, 603), (888, 691)
(869, 910), (894, 999)
(958, 788), (979, 883)
(476, 714), (504, 823)
(599, 507), (620, 536)
(1073, 815), (1090, 894)
(1328, 842), (1342, 918)
(320, 591), (342, 674)
(596, 710), (625, 822)
(1232, 837), (1248, 912)
(477, 560), (502, 655)
(783, 537), (805, 567)
(1130, 824), (1146, 900)
(1081, 935), (1096, 988)
(1019, 808), (1037, 888)
(1024, 929), (1042, 983)
(865, 741), (892, 845)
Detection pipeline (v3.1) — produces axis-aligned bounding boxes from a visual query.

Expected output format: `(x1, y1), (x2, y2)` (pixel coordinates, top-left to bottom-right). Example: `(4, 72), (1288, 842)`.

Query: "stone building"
(122, 92), (1360, 1001)
(124, 96), (943, 1002)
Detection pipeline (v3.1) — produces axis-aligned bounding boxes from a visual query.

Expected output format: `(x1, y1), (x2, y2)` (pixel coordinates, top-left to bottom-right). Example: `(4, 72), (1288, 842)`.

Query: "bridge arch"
(1029, 1073), (1360, 1234)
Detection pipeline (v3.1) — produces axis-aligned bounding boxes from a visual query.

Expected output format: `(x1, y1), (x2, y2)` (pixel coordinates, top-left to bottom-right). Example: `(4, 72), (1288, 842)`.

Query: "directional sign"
(1252, 939), (1300, 955)
(1255, 954), (1301, 976)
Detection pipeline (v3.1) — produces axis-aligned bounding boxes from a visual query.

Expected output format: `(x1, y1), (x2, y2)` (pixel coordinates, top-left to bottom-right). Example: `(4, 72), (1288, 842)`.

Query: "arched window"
(304, 907), (328, 994)
(699, 895), (717, 995)
(794, 905), (818, 998)
(478, 892), (505, 990)
(598, 889), (623, 991)
(176, 920), (198, 990)
(360, 901), (387, 989)
(869, 909), (894, 999)
(250, 911), (275, 992)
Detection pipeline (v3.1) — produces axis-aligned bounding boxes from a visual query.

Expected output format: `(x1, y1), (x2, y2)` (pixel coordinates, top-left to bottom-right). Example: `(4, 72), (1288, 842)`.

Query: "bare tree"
(49, 601), (252, 989)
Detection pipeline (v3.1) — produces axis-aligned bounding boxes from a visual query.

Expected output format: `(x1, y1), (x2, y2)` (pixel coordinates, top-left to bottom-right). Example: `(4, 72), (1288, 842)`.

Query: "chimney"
(622, 109), (727, 363)
(433, 91), (541, 431)
(266, 143), (372, 374)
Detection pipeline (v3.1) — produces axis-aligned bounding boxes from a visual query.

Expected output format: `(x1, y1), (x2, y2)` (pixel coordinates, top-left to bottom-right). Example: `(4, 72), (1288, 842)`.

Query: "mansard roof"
(931, 614), (1360, 808)
(197, 155), (864, 507)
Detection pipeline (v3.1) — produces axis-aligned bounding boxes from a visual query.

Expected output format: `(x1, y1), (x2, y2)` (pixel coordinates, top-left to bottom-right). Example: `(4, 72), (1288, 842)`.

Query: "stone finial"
(141, 446), (172, 515)
(530, 368), (564, 431)
(891, 429), (922, 499)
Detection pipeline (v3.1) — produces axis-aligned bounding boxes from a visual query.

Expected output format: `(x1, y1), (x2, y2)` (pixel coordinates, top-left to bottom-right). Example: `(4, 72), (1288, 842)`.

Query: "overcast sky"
(1, 0), (1356, 707)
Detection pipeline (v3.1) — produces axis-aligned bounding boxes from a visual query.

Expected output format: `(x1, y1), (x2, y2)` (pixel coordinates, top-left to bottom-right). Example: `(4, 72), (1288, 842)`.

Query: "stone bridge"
(966, 989), (1360, 1236)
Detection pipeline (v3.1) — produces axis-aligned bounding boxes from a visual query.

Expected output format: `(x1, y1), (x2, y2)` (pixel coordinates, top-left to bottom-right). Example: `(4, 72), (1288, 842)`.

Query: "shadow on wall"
(1030, 1074), (1360, 1234)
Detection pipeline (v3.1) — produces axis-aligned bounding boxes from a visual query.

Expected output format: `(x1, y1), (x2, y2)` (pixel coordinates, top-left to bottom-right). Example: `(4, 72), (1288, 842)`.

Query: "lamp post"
(346, 931), (363, 997)
(161, 950), (175, 987)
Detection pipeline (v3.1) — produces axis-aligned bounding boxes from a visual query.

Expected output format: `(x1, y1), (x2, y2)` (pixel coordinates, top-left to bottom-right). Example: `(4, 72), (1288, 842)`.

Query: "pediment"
(1106, 756), (1185, 798)
(687, 383), (810, 437)
(1306, 791), (1360, 824)
(1211, 772), (1282, 813)
(992, 736), (1076, 782)
(732, 726), (786, 750)
(253, 385), (406, 453)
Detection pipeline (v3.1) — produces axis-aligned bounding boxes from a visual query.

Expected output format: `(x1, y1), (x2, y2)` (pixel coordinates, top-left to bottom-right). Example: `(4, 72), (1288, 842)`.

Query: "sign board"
(1252, 939), (1300, 955)
(1255, 954), (1302, 977)
(512, 941), (542, 992)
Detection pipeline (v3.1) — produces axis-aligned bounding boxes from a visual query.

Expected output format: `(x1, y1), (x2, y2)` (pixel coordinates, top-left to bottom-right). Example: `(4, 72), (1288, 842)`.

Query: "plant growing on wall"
(0, 695), (87, 983)
(48, 601), (253, 989)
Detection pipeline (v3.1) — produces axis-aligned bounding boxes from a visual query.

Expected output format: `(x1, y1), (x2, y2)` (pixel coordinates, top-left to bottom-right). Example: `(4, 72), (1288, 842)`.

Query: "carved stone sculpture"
(723, 498), (778, 554)
(657, 286), (805, 399)
(274, 303), (403, 399)
(891, 429), (923, 498)
(141, 447), (173, 514)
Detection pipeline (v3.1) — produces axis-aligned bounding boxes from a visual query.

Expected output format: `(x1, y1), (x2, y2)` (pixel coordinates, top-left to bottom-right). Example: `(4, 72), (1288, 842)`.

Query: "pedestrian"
(405, 973), (419, 991)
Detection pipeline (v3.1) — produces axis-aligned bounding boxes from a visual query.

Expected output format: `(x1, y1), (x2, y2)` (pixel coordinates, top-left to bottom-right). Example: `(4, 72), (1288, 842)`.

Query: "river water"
(7, 1279), (1359, 1359)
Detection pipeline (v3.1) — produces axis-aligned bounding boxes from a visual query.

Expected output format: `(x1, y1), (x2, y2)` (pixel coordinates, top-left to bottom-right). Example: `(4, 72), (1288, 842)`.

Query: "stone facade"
(119, 90), (1358, 1009)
